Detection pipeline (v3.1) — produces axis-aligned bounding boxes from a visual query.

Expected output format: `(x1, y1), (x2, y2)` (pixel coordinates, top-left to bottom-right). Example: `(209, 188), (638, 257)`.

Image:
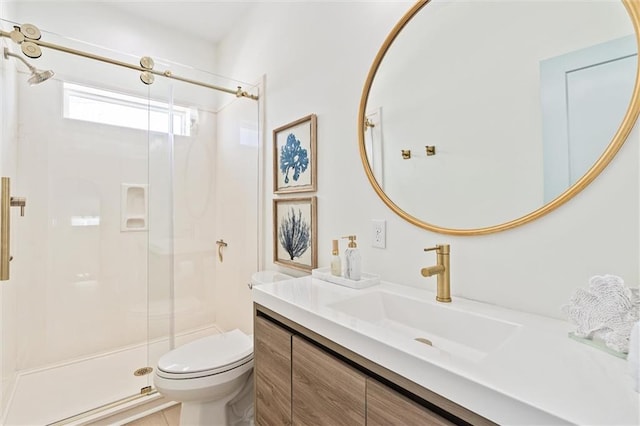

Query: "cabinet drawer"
(292, 336), (366, 426)
(255, 316), (292, 426)
(367, 378), (455, 426)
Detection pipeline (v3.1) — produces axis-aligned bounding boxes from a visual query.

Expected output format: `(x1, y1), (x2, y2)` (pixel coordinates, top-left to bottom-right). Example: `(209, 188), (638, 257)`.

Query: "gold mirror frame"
(358, 0), (640, 236)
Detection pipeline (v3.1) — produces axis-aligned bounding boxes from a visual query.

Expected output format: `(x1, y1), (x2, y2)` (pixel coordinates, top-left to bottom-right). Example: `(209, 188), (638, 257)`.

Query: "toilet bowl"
(154, 329), (253, 425)
(154, 271), (293, 426)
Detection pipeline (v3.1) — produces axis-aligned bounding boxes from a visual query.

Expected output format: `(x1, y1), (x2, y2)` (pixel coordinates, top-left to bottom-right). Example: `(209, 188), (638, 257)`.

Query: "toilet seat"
(156, 329), (253, 380)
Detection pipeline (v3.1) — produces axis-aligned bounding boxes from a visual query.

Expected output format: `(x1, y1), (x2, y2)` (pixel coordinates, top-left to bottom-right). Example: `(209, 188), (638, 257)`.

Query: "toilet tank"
(250, 271), (293, 288)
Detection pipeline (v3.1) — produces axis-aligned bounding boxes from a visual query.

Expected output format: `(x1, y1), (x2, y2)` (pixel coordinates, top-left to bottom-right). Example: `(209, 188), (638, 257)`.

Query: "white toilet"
(154, 329), (253, 425)
(154, 271), (292, 426)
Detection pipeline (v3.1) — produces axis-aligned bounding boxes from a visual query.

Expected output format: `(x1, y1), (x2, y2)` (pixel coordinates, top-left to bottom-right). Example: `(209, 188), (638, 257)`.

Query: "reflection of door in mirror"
(541, 35), (637, 203)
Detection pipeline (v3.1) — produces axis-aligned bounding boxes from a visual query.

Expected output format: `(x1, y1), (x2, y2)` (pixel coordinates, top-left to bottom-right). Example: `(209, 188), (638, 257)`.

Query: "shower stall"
(0, 14), (260, 426)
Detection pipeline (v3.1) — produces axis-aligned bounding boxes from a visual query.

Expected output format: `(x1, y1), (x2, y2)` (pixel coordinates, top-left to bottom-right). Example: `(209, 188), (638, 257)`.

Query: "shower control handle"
(11, 197), (26, 216)
(216, 239), (228, 263)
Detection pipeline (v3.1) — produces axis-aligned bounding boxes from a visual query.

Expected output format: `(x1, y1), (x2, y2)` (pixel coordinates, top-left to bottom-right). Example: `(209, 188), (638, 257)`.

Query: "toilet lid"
(157, 329), (253, 377)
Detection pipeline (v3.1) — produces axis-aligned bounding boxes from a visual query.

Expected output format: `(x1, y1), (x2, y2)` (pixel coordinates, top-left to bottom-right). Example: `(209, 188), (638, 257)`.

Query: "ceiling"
(95, 1), (257, 44)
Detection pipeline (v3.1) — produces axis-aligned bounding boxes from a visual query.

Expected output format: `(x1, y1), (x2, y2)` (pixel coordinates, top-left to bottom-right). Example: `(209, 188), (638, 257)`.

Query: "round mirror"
(359, 0), (640, 235)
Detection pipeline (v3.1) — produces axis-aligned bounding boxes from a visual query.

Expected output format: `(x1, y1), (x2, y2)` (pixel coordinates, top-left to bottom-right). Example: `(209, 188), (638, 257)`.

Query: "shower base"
(2, 326), (218, 425)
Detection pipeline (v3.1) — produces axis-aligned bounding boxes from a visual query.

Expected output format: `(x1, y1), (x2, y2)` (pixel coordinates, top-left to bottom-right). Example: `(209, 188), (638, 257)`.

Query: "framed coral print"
(273, 114), (317, 194)
(273, 197), (317, 272)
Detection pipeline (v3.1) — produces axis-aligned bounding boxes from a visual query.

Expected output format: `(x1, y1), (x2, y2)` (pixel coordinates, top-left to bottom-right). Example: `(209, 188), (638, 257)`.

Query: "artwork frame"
(273, 197), (317, 272)
(273, 114), (317, 194)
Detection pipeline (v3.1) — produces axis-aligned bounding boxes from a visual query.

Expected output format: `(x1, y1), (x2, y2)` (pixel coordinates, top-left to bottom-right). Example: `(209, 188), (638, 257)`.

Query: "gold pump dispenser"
(343, 235), (357, 248)
(341, 235), (361, 280)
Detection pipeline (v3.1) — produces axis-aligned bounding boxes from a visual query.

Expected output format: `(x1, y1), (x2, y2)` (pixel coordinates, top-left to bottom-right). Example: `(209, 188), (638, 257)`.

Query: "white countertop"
(253, 276), (640, 425)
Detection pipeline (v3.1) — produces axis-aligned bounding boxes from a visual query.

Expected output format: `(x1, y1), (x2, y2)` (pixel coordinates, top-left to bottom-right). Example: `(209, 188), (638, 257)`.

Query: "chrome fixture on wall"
(3, 47), (54, 85)
(0, 23), (259, 99)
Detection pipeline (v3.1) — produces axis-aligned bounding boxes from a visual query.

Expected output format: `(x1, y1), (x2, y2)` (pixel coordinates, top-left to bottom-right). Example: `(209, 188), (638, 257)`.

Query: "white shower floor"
(2, 326), (218, 426)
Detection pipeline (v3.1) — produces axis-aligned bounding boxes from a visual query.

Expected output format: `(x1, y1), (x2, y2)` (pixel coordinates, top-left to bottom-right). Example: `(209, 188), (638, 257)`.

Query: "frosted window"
(63, 82), (196, 136)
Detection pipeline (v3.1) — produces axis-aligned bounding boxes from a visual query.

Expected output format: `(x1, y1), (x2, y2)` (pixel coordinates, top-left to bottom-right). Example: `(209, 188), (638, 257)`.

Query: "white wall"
(217, 1), (639, 321)
(8, 2), (217, 73)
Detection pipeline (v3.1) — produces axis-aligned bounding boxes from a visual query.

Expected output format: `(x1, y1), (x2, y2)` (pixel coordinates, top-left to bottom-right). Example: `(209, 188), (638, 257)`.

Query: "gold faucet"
(421, 244), (451, 303)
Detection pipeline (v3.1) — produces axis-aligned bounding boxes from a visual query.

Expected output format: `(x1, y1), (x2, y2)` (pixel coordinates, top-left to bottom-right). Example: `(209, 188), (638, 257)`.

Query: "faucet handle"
(424, 244), (450, 254)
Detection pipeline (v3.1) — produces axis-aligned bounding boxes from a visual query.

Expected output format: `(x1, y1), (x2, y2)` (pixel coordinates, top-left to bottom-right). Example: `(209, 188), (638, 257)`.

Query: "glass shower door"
(0, 18), (260, 424)
(145, 60), (261, 367)
(0, 26), (161, 424)
(146, 63), (222, 365)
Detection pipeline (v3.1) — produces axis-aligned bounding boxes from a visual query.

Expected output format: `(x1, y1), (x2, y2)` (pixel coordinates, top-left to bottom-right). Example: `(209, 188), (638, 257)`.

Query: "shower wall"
(12, 77), (222, 370)
(15, 77), (154, 368)
(214, 95), (261, 334)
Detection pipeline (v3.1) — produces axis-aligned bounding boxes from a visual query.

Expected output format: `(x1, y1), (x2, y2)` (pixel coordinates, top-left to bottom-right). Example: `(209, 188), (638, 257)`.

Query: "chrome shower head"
(27, 68), (54, 85)
(3, 47), (54, 85)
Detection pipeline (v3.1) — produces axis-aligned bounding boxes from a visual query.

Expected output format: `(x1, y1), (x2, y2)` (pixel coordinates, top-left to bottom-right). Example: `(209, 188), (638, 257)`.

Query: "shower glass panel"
(146, 58), (261, 354)
(0, 23), (158, 425)
(0, 15), (260, 424)
(148, 70), (214, 360)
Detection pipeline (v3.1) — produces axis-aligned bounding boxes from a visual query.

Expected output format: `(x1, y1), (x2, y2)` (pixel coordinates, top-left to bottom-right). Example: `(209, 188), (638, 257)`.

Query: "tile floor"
(125, 404), (181, 426)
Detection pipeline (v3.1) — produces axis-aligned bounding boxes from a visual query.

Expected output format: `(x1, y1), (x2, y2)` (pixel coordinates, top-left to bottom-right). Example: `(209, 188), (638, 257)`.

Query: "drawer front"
(255, 316), (293, 426)
(292, 336), (366, 426)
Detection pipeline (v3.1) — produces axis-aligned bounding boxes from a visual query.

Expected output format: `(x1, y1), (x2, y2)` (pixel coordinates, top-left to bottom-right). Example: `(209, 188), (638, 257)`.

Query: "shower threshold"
(50, 390), (160, 426)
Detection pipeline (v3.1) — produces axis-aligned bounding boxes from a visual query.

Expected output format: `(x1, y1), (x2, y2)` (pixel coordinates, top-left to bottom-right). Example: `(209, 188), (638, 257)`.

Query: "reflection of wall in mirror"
(367, 0), (634, 229)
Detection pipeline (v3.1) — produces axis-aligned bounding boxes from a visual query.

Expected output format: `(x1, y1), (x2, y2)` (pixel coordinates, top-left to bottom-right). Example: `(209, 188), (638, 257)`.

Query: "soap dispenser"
(330, 239), (342, 276)
(342, 235), (361, 280)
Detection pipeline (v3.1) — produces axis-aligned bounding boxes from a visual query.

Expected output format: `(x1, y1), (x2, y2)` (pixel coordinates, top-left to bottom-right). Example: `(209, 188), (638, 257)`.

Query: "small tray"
(311, 267), (380, 289)
(568, 332), (627, 359)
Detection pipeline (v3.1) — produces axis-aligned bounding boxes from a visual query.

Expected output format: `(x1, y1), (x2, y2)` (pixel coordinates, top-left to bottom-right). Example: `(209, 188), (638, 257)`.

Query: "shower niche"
(121, 183), (148, 231)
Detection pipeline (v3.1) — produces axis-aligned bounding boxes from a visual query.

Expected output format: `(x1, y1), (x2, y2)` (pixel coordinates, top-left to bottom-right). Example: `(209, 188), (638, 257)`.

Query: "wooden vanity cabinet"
(254, 316), (293, 426)
(292, 336), (366, 425)
(367, 378), (455, 426)
(254, 304), (494, 426)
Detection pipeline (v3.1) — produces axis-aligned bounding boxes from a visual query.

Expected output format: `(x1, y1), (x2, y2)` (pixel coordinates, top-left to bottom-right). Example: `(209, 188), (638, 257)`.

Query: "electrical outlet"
(372, 220), (386, 249)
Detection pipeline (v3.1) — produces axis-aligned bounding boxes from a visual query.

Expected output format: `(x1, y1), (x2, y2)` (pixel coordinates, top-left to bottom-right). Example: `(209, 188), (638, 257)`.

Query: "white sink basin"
(327, 291), (520, 362)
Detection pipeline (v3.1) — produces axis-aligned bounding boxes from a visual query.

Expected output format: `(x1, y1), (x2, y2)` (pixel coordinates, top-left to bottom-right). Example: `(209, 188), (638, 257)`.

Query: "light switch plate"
(372, 219), (386, 249)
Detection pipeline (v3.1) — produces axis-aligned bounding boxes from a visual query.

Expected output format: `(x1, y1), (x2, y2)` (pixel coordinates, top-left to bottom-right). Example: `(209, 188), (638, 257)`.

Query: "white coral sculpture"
(562, 275), (640, 353)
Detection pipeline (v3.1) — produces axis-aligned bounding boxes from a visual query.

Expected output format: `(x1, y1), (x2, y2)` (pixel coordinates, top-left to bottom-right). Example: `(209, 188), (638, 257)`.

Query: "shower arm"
(0, 29), (258, 100)
(3, 48), (38, 73)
